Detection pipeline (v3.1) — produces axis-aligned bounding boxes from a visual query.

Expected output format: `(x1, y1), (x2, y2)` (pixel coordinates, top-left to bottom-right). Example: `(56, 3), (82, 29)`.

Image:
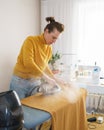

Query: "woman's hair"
(44, 17), (64, 33)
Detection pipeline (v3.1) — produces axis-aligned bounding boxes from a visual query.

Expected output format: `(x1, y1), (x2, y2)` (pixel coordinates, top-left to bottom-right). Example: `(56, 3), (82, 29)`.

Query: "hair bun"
(46, 17), (55, 23)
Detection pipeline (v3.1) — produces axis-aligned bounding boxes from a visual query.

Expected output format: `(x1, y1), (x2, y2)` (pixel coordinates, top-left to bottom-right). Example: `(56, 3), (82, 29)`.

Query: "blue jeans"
(9, 75), (41, 99)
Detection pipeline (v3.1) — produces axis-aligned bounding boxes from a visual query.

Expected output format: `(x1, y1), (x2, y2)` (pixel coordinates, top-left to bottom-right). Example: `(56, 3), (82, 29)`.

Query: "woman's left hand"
(54, 77), (67, 86)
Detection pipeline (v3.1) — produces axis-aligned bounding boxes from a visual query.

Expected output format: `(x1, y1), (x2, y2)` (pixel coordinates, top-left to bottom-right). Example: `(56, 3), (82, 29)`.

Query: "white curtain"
(41, 0), (104, 69)
(77, 0), (104, 69)
(40, 0), (78, 66)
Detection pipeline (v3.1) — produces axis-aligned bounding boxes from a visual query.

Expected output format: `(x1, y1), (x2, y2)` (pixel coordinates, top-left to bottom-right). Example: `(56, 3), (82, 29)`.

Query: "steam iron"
(38, 83), (61, 95)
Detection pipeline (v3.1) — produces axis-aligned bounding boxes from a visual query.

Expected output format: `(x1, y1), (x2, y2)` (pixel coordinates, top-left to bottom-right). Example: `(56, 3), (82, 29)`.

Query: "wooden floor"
(88, 123), (104, 130)
(87, 114), (104, 130)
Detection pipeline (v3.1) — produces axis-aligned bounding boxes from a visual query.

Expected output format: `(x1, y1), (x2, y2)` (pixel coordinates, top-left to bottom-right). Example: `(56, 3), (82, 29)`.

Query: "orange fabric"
(21, 86), (88, 130)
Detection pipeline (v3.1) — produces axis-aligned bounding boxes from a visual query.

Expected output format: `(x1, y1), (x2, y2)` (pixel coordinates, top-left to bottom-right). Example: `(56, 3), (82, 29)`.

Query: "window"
(41, 0), (104, 70)
(77, 0), (104, 70)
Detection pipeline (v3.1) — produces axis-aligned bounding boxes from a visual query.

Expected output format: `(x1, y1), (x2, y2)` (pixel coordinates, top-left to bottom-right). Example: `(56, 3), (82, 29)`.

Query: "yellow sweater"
(13, 34), (52, 79)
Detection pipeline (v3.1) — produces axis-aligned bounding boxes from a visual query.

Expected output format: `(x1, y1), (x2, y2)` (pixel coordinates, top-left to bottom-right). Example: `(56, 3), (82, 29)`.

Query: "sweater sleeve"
(22, 37), (43, 76)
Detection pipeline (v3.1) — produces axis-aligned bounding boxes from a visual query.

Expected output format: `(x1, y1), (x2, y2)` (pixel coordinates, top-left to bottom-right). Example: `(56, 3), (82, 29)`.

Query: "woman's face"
(44, 28), (60, 45)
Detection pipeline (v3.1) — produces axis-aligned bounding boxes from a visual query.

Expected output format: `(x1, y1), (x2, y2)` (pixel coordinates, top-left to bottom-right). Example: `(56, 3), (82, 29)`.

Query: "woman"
(10, 17), (64, 99)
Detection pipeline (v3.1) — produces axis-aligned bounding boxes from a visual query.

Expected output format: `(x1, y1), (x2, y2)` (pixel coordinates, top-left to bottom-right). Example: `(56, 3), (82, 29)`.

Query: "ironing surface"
(21, 84), (88, 130)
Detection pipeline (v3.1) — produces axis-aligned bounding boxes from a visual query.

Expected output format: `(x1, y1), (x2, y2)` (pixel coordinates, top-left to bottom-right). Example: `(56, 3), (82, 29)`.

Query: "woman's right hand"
(42, 73), (57, 86)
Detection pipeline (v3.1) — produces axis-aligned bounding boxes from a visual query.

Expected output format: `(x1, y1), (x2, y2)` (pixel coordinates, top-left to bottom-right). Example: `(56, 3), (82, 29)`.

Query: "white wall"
(0, 0), (40, 92)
